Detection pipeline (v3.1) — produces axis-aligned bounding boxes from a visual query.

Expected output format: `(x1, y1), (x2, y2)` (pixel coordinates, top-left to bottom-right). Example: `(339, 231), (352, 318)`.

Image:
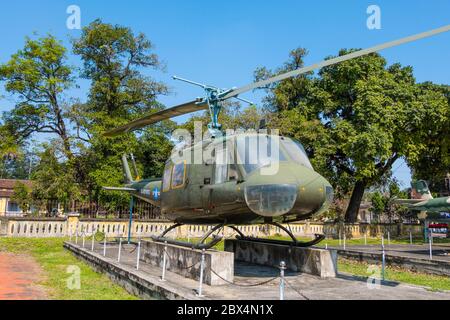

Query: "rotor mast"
(173, 76), (252, 136)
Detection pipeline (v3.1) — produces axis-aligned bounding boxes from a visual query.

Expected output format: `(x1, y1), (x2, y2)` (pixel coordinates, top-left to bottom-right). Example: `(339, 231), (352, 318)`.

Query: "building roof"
(0, 179), (33, 198)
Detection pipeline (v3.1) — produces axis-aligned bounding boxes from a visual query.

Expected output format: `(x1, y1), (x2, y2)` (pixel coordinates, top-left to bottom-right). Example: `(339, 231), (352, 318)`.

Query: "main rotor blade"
(223, 24), (450, 100)
(104, 100), (208, 137)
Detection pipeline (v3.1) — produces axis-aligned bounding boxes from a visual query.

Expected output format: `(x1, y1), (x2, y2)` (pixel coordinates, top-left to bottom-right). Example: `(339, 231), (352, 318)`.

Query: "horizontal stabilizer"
(103, 187), (136, 192)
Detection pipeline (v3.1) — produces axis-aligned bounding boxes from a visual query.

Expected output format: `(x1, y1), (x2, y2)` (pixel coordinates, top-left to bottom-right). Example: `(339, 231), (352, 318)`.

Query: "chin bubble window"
(171, 161), (186, 189)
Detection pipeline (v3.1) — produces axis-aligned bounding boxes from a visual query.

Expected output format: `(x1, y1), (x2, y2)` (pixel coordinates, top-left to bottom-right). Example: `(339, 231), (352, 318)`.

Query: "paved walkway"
(69, 241), (450, 300)
(330, 244), (450, 262)
(0, 253), (47, 300)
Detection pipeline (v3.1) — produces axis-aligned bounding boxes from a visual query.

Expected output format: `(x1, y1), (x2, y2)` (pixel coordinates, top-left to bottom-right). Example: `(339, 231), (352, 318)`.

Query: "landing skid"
(235, 234), (325, 247)
(231, 223), (325, 248)
(151, 223), (224, 250)
(151, 222), (325, 250)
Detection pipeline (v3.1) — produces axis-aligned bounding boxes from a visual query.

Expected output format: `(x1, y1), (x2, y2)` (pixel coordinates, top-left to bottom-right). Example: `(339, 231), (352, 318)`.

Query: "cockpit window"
(281, 138), (313, 169)
(237, 135), (287, 174)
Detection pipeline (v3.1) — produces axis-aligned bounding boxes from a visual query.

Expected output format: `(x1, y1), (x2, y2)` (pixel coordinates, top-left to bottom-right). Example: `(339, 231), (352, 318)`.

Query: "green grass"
(0, 238), (138, 300)
(338, 258), (450, 292)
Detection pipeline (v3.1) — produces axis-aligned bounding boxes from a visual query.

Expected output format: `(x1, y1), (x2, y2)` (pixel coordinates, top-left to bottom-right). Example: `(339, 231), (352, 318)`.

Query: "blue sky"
(1, 0), (450, 187)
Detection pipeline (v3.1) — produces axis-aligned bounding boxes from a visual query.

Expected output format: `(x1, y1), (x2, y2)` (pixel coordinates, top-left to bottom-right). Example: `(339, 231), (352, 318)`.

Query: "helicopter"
(104, 24), (450, 249)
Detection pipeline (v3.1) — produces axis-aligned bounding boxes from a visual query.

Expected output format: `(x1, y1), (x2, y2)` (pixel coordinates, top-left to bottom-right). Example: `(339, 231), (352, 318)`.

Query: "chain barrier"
(284, 278), (310, 300)
(210, 268), (280, 287)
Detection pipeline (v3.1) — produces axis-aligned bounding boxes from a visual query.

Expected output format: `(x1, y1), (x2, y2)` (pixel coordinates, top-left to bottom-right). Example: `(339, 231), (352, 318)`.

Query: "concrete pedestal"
(225, 239), (337, 278)
(142, 240), (234, 285)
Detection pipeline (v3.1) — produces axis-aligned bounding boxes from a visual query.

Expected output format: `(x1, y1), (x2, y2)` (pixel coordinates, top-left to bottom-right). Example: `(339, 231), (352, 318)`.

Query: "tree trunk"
(345, 180), (368, 223)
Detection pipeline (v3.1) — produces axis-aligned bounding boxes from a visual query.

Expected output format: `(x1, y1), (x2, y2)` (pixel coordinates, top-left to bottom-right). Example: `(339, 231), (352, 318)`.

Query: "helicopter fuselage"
(125, 133), (333, 225)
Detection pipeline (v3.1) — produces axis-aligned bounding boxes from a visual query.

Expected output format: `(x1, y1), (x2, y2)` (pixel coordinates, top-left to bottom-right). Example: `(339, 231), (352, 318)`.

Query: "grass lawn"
(0, 238), (138, 300)
(338, 258), (450, 292)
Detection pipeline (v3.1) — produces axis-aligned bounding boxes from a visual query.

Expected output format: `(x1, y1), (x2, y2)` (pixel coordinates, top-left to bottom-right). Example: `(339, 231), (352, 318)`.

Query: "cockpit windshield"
(236, 135), (286, 174)
(281, 138), (313, 169)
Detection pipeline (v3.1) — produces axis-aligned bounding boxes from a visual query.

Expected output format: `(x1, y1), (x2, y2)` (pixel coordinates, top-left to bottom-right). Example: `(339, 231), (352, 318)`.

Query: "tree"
(181, 103), (266, 133)
(369, 180), (408, 223)
(10, 182), (32, 214)
(0, 35), (75, 160)
(257, 48), (448, 223)
(72, 19), (167, 120)
(72, 20), (171, 204)
(408, 84), (450, 193)
(136, 126), (175, 178)
(30, 144), (80, 205)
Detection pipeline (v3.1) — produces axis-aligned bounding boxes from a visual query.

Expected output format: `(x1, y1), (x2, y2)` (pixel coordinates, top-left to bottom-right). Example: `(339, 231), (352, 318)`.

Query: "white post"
(325, 243), (328, 250)
(197, 249), (206, 297)
(91, 233), (95, 252)
(429, 236), (433, 260)
(118, 238), (122, 262)
(381, 243), (386, 281)
(387, 231), (391, 246)
(82, 234), (85, 248)
(343, 231), (346, 250)
(161, 241), (167, 281)
(279, 261), (286, 301)
(103, 236), (107, 257)
(75, 231), (78, 245)
(136, 240), (141, 270)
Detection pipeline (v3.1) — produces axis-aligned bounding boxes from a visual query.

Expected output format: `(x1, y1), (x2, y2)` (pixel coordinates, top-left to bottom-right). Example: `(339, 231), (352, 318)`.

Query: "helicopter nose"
(243, 168), (334, 218)
(244, 184), (298, 217)
(297, 174), (334, 213)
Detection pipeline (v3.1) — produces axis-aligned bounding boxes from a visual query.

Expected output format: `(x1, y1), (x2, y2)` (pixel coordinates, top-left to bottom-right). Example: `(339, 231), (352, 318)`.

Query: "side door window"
(214, 144), (238, 184)
(214, 147), (228, 184)
(171, 161), (187, 189)
(162, 165), (172, 192)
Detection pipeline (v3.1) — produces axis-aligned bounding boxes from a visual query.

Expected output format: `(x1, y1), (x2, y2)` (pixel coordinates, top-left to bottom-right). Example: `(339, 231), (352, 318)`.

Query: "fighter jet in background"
(393, 180), (450, 213)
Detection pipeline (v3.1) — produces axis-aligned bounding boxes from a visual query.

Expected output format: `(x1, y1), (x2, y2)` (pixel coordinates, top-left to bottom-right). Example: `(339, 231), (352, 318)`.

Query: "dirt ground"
(0, 253), (48, 300)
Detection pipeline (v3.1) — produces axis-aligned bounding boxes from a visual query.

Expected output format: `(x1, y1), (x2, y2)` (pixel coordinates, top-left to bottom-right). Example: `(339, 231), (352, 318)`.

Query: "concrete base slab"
(142, 240), (234, 285)
(224, 239), (337, 278)
(64, 241), (450, 300)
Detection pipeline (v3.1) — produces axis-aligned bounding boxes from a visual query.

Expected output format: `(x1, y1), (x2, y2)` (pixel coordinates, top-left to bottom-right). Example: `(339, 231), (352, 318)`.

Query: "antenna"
(130, 154), (140, 181)
(172, 76), (210, 89)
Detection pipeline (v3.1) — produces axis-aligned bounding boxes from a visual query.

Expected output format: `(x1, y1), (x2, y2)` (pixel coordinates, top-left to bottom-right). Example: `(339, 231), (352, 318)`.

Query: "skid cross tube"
(235, 222), (325, 248)
(151, 223), (224, 250)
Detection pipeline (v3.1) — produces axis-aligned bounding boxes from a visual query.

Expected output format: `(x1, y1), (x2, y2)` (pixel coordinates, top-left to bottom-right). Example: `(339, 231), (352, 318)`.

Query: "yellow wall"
(0, 197), (7, 216)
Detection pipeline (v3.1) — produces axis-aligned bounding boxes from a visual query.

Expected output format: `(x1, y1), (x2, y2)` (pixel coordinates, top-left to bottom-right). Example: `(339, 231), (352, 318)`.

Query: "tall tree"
(408, 84), (450, 193)
(0, 35), (75, 160)
(72, 20), (171, 204)
(257, 48), (448, 222)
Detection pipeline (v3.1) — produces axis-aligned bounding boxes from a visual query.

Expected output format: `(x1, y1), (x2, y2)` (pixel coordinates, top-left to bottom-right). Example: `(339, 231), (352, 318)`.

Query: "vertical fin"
(411, 180), (433, 200)
(121, 154), (134, 184)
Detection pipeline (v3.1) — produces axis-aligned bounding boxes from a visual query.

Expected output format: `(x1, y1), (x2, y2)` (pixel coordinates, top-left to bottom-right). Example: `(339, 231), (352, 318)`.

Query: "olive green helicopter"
(104, 25), (450, 249)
